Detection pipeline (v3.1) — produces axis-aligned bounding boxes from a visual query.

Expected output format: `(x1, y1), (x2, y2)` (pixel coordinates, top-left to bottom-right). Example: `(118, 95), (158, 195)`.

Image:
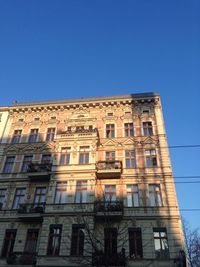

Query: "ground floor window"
(24, 229), (39, 253)
(129, 228), (143, 258)
(153, 228), (169, 259)
(70, 224), (85, 256)
(2, 229), (17, 257)
(47, 225), (62, 256)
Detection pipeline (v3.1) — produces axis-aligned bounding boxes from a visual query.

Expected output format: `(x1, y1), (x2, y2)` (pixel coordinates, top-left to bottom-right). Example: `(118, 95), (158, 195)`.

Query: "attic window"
(78, 115), (84, 118)
(51, 116), (56, 120)
(34, 117), (40, 121)
(18, 118), (24, 122)
(125, 112), (131, 115)
(143, 109), (150, 114)
(76, 126), (84, 131)
(107, 113), (113, 117)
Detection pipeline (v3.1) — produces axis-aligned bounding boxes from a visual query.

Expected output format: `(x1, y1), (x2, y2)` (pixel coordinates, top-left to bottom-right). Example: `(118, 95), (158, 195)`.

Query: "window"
(124, 123), (134, 137)
(129, 228), (143, 258)
(50, 116), (56, 120)
(125, 151), (136, 168)
(46, 128), (56, 141)
(34, 187), (46, 205)
(60, 147), (70, 165)
(18, 118), (24, 122)
(12, 188), (26, 209)
(149, 185), (162, 207)
(142, 108), (150, 114)
(0, 189), (6, 209)
(21, 155), (33, 172)
(1, 230), (17, 257)
(143, 122), (153, 136)
(28, 129), (38, 143)
(41, 154), (51, 164)
(107, 112), (113, 117)
(3, 156), (15, 173)
(106, 151), (115, 161)
(34, 117), (40, 121)
(54, 183), (68, 204)
(104, 228), (117, 256)
(76, 126), (84, 132)
(106, 124), (115, 138)
(71, 225), (85, 256)
(79, 146), (89, 164)
(127, 185), (139, 207)
(11, 130), (22, 144)
(75, 181), (87, 203)
(105, 185), (116, 202)
(153, 228), (169, 259)
(24, 229), (39, 253)
(47, 225), (62, 256)
(145, 149), (157, 167)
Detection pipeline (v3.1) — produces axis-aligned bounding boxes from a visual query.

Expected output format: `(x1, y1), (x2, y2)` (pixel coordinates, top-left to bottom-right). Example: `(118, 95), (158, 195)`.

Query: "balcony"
(17, 203), (45, 222)
(94, 200), (123, 221)
(92, 251), (126, 267)
(56, 128), (98, 139)
(6, 252), (37, 265)
(27, 162), (52, 181)
(96, 161), (122, 179)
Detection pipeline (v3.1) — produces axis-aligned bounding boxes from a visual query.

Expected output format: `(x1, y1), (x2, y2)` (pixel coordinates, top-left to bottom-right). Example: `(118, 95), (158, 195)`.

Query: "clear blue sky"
(0, 1), (199, 229)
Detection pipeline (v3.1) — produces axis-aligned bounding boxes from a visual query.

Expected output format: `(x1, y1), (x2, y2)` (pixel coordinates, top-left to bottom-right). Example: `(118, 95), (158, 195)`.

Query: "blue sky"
(0, 1), (200, 229)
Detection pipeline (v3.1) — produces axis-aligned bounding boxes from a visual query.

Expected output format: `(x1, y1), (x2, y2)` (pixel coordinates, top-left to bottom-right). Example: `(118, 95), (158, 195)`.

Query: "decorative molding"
(121, 137), (140, 146)
(12, 121), (27, 127)
(102, 139), (118, 147)
(120, 113), (139, 121)
(45, 119), (60, 125)
(102, 116), (119, 122)
(9, 96), (160, 114)
(140, 136), (159, 146)
(4, 142), (56, 155)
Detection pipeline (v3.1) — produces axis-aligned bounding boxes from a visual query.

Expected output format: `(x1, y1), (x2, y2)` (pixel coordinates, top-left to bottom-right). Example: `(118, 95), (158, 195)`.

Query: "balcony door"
(104, 185), (116, 202)
(24, 229), (39, 253)
(104, 228), (117, 256)
(34, 187), (46, 208)
(2, 230), (17, 257)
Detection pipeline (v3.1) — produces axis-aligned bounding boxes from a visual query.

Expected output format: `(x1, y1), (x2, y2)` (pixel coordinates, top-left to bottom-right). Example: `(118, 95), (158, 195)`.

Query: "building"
(0, 93), (185, 267)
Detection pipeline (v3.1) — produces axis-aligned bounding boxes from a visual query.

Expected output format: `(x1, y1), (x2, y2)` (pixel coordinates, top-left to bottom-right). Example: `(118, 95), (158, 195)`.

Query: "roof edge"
(9, 92), (160, 107)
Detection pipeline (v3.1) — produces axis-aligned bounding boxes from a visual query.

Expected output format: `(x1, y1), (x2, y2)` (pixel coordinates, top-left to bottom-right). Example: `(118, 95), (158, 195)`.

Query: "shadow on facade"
(0, 99), (186, 267)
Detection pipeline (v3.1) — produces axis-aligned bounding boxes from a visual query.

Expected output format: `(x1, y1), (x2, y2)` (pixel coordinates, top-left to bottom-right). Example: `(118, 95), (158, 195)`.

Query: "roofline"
(8, 92), (160, 108)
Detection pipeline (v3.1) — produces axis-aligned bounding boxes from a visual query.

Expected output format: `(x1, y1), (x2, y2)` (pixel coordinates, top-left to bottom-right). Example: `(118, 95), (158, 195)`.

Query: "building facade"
(0, 93), (185, 267)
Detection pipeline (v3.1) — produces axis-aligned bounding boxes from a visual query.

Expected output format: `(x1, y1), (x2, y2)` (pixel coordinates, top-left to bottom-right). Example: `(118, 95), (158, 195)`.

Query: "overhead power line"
(174, 176), (200, 179)
(180, 209), (200, 212)
(168, 144), (200, 149)
(175, 181), (200, 184)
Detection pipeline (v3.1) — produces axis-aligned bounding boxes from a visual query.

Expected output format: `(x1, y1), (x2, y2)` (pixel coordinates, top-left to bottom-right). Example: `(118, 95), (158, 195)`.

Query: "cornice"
(6, 93), (160, 114)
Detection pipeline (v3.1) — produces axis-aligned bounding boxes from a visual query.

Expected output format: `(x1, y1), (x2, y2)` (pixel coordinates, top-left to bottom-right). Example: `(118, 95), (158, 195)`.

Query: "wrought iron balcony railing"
(27, 162), (52, 173)
(57, 128), (97, 134)
(17, 203), (46, 214)
(92, 251), (126, 266)
(7, 252), (37, 265)
(94, 200), (123, 213)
